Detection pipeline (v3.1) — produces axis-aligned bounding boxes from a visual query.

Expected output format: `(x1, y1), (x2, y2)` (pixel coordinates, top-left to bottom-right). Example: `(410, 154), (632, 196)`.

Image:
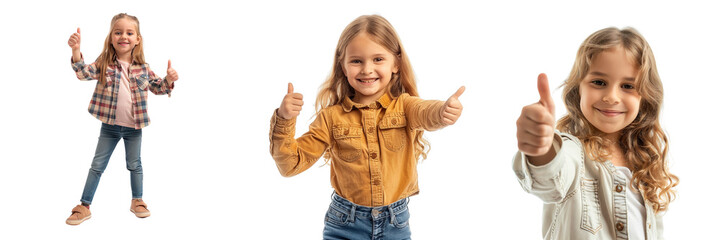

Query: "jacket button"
(344, 129), (350, 135)
(391, 119), (398, 125)
(615, 184), (623, 192)
(367, 127), (374, 133)
(374, 179), (381, 185)
(616, 222), (624, 231)
(370, 153), (377, 159)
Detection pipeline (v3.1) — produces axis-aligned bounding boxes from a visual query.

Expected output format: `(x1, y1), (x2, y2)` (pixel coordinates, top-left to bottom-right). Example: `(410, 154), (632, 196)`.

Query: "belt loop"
(388, 204), (397, 225)
(349, 204), (356, 223)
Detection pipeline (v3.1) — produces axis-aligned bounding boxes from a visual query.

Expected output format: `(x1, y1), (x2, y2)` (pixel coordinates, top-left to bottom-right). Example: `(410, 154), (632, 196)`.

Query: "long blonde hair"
(96, 13), (145, 85)
(558, 27), (678, 213)
(315, 15), (430, 161)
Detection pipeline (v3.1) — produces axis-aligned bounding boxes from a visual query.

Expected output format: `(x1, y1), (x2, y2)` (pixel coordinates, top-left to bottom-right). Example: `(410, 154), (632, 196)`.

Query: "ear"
(392, 64), (399, 74)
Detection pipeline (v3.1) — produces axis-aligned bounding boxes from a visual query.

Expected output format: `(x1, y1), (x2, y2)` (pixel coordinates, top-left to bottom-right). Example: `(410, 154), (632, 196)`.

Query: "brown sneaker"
(66, 205), (91, 225)
(130, 199), (151, 218)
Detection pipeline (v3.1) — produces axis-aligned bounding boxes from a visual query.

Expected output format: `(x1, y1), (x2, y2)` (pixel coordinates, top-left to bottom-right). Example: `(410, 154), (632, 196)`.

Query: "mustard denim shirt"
(512, 132), (665, 240)
(270, 93), (447, 207)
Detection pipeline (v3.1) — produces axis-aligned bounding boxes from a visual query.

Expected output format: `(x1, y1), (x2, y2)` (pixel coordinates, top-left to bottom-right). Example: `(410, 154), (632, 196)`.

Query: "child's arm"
(513, 74), (578, 203)
(68, 28), (100, 81)
(270, 83), (331, 177)
(147, 60), (177, 96)
(517, 73), (556, 165)
(404, 86), (465, 131)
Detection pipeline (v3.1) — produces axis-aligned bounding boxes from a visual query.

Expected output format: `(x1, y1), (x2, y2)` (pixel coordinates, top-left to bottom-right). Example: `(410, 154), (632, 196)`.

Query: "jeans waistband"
(330, 192), (408, 219)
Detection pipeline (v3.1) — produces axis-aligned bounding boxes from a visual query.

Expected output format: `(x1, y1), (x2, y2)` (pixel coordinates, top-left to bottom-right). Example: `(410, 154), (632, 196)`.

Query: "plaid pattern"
(72, 58), (174, 129)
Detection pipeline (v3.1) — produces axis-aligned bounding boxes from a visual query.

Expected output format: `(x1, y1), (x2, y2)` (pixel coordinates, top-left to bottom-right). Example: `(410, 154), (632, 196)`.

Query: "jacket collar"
(341, 93), (392, 112)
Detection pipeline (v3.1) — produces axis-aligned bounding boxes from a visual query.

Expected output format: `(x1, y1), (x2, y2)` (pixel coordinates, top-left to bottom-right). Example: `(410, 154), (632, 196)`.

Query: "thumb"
(167, 59), (172, 69)
(537, 73), (555, 115)
(77, 28), (81, 34)
(451, 86), (465, 99)
(287, 82), (294, 94)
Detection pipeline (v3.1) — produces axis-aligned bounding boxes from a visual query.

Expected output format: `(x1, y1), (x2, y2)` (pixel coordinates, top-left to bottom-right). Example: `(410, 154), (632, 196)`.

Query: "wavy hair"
(315, 15), (430, 161)
(557, 27), (678, 213)
(96, 13), (145, 85)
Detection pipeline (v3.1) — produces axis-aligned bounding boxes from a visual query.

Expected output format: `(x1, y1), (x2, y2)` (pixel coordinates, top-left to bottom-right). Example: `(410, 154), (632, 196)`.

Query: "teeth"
(359, 79), (377, 83)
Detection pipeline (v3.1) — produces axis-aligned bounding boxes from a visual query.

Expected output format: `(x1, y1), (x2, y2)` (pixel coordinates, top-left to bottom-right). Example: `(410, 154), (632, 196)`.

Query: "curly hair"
(557, 27), (678, 213)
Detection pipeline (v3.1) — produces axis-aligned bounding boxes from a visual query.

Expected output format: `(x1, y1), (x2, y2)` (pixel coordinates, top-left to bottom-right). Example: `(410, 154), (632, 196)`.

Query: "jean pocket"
(580, 178), (602, 234)
(391, 206), (410, 229)
(379, 114), (407, 152)
(324, 205), (350, 226)
(332, 124), (362, 162)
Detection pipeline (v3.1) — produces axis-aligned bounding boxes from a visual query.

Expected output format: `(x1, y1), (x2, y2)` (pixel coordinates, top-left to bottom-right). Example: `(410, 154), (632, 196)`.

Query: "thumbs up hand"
(441, 86), (465, 125)
(278, 83), (304, 120)
(68, 28), (81, 50)
(517, 73), (556, 159)
(166, 60), (179, 83)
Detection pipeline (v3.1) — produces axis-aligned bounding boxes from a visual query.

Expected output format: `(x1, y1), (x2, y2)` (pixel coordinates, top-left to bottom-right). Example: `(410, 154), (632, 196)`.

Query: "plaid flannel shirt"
(72, 57), (174, 129)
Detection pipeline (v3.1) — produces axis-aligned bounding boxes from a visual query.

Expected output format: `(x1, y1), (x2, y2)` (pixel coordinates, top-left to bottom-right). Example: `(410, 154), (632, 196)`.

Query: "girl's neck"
(602, 131), (629, 168)
(116, 53), (132, 63)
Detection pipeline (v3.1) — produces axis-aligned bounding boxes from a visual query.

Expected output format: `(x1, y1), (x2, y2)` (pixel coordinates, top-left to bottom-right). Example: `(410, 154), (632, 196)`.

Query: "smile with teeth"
(357, 78), (378, 83)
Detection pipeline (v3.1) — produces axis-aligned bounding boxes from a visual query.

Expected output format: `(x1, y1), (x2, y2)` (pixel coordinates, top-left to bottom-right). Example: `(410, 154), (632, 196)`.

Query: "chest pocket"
(102, 69), (116, 92)
(133, 74), (150, 91)
(379, 113), (407, 152)
(332, 124), (362, 162)
(580, 177), (602, 234)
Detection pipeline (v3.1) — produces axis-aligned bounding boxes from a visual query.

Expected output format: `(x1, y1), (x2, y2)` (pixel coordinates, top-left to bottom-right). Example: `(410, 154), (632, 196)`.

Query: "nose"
(602, 87), (620, 104)
(361, 63), (373, 75)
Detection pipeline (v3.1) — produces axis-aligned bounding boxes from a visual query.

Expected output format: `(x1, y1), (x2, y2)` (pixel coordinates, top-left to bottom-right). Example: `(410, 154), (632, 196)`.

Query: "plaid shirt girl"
(72, 57), (174, 129)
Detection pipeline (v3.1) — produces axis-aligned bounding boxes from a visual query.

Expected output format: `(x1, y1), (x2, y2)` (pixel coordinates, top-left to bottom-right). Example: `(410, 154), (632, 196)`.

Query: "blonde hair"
(315, 15), (430, 161)
(96, 13), (145, 84)
(557, 27), (678, 213)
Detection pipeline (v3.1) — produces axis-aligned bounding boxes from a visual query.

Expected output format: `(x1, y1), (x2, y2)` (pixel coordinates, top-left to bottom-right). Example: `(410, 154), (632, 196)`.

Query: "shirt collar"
(341, 93), (393, 112)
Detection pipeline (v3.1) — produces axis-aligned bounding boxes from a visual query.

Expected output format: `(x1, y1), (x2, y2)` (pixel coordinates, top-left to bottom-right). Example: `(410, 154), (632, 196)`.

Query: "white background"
(0, 0), (718, 239)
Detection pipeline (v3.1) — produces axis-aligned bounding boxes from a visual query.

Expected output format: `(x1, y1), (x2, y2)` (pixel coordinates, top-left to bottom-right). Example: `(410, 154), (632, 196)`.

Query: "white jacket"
(512, 132), (664, 240)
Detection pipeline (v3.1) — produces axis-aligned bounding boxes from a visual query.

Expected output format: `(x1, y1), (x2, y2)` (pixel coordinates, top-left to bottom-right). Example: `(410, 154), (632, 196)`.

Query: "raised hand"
(277, 83), (304, 120)
(166, 60), (179, 82)
(441, 86), (465, 125)
(517, 73), (556, 161)
(69, 28), (82, 62)
(68, 28), (81, 50)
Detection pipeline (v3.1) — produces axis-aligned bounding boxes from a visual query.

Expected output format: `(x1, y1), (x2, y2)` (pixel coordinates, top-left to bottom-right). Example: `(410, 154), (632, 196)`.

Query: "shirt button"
(616, 222), (624, 231)
(615, 184), (624, 192)
(648, 223), (652, 229)
(370, 153), (377, 159)
(374, 179), (381, 185)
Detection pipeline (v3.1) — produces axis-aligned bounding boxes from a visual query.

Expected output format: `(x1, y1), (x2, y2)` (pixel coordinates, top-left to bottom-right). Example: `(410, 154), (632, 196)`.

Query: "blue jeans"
(80, 123), (143, 205)
(323, 192), (411, 240)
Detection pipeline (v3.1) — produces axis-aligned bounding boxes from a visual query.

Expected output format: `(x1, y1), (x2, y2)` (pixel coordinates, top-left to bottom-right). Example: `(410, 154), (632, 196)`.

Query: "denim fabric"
(323, 192), (411, 240)
(80, 123), (143, 204)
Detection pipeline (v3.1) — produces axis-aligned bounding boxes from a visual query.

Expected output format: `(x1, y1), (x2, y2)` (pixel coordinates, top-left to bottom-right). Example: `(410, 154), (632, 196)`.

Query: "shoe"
(130, 199), (151, 218)
(66, 205), (91, 225)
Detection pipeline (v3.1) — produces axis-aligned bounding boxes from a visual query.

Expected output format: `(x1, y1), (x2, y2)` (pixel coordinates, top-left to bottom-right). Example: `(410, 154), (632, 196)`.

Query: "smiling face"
(579, 45), (641, 139)
(110, 17), (140, 62)
(342, 32), (399, 105)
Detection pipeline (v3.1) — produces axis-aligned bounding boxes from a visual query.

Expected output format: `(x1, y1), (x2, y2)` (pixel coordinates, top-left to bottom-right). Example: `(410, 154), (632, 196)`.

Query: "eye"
(590, 79), (606, 86)
(349, 59), (361, 64)
(115, 32), (121, 35)
(127, 32), (134, 36)
(374, 57), (383, 62)
(621, 83), (635, 89)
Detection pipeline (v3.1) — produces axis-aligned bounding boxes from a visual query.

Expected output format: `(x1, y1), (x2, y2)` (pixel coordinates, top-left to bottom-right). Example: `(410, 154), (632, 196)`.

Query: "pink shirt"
(115, 60), (135, 128)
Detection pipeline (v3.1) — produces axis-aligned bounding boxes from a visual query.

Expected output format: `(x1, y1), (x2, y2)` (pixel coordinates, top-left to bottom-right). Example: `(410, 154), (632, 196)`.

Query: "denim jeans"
(80, 123), (143, 204)
(323, 192), (411, 240)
